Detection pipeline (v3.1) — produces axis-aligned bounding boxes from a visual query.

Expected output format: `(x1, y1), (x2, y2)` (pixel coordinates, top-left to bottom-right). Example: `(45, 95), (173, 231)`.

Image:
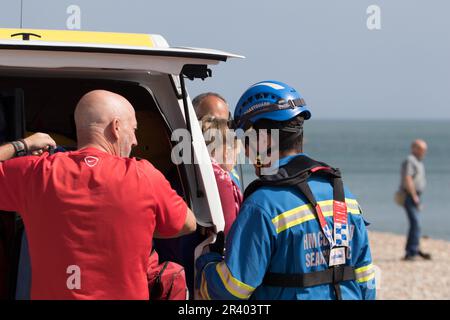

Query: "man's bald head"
(411, 139), (428, 160)
(75, 90), (137, 157)
(193, 92), (229, 120)
(75, 90), (134, 128)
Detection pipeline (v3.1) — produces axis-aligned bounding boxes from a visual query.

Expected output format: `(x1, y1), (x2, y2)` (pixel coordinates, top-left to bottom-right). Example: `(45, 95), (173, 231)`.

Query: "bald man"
(0, 90), (196, 299)
(400, 139), (431, 261)
(192, 92), (230, 120)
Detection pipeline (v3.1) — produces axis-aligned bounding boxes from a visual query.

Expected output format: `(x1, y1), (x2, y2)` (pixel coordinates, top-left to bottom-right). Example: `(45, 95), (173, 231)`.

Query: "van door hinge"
(181, 65), (212, 81)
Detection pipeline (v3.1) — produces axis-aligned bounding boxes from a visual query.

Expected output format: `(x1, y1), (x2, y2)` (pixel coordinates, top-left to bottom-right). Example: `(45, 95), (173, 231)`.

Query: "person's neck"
(279, 149), (302, 159)
(77, 129), (119, 156)
(78, 142), (116, 156)
(412, 152), (422, 161)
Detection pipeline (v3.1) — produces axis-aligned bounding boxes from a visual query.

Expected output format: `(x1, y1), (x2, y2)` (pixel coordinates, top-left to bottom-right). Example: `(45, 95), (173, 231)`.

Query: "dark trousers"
(404, 194), (421, 256)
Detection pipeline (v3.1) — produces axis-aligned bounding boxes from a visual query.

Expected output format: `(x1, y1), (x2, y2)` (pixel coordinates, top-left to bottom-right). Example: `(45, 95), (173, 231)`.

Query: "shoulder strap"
(244, 155), (341, 199)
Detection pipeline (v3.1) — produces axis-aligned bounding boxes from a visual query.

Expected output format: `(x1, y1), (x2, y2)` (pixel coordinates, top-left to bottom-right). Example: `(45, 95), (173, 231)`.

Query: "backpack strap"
(292, 171), (349, 299)
(244, 155), (330, 200)
(264, 265), (355, 288)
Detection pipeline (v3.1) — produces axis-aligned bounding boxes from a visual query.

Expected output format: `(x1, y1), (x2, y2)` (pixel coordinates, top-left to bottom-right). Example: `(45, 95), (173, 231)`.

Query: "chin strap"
(256, 154), (263, 168)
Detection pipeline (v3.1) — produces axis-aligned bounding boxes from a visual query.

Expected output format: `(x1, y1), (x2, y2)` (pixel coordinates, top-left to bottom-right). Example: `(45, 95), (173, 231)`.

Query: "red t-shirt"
(0, 148), (187, 300)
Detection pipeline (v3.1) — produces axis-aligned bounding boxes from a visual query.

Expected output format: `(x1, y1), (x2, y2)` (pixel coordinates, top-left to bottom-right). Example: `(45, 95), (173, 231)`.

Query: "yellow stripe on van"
(0, 28), (154, 48)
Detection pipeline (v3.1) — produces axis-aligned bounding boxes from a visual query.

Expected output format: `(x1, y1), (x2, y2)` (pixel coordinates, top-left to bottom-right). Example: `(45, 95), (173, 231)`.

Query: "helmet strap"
(256, 154), (263, 168)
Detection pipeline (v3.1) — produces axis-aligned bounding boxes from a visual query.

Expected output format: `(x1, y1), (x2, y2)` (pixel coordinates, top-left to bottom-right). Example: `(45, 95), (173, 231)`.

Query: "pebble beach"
(369, 231), (450, 300)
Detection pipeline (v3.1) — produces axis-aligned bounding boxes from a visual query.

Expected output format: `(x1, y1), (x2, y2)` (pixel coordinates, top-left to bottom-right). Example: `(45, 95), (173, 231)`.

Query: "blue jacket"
(196, 153), (376, 300)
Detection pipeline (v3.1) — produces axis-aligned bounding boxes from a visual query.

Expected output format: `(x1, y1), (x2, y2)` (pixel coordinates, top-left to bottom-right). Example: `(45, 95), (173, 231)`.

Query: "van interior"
(0, 76), (193, 299)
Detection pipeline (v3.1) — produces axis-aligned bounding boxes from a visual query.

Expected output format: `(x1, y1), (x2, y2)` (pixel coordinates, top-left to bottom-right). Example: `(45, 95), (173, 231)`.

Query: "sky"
(0, 0), (449, 119)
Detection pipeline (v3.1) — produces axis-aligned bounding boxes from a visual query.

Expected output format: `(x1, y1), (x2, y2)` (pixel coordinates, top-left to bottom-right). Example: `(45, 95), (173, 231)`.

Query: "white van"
(0, 28), (243, 299)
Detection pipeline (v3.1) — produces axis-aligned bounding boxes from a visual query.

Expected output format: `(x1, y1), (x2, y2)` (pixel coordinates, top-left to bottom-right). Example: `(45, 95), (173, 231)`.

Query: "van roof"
(0, 28), (243, 62)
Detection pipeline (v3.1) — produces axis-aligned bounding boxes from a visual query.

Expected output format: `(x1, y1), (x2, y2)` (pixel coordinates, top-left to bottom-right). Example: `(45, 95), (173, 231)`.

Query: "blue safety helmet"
(234, 80), (311, 131)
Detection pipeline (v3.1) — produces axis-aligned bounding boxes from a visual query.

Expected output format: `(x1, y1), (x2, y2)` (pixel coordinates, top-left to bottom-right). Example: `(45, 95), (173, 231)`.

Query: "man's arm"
(353, 216), (376, 300)
(404, 175), (420, 205)
(402, 157), (420, 206)
(0, 133), (56, 213)
(196, 202), (276, 300)
(153, 207), (196, 239)
(145, 161), (197, 239)
(0, 143), (16, 161)
(0, 133), (56, 162)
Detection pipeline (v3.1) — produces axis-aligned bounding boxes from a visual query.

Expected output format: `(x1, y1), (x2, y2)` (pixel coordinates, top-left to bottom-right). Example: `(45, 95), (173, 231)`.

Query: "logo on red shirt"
(84, 156), (99, 167)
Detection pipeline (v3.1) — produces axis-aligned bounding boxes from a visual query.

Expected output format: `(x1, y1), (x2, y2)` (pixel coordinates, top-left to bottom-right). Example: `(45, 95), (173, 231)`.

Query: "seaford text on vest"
(303, 226), (355, 250)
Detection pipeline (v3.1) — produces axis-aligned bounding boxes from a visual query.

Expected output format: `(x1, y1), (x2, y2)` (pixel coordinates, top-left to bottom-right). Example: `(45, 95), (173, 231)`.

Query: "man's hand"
(404, 175), (421, 209)
(208, 231), (225, 255)
(24, 133), (56, 155)
(412, 194), (420, 206)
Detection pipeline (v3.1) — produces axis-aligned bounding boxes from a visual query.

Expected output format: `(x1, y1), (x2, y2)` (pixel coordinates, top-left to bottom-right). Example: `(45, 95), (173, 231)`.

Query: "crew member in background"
(200, 115), (242, 237)
(196, 80), (376, 300)
(193, 92), (230, 120)
(193, 92), (241, 189)
(154, 92), (242, 295)
(400, 139), (431, 261)
(0, 90), (196, 299)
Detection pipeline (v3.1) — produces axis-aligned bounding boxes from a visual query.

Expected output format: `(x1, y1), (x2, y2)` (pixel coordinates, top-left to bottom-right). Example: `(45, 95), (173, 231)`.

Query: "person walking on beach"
(400, 139), (431, 261)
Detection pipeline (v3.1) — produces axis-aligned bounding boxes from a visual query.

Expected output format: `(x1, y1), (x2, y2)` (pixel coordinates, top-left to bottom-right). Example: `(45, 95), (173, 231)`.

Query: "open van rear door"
(0, 28), (244, 235)
(0, 28), (243, 75)
(0, 28), (244, 299)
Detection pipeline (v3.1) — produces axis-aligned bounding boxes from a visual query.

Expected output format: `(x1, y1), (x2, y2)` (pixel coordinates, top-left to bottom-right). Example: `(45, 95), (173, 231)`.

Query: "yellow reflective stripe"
(272, 199), (361, 234)
(355, 264), (373, 274)
(345, 198), (361, 214)
(355, 264), (375, 283)
(357, 272), (375, 283)
(272, 203), (312, 224)
(216, 262), (254, 299)
(0, 28), (154, 47)
(200, 272), (211, 300)
(276, 213), (315, 233)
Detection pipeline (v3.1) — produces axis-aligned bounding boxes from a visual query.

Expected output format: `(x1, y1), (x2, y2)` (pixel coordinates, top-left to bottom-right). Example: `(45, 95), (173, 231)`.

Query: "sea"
(241, 120), (450, 241)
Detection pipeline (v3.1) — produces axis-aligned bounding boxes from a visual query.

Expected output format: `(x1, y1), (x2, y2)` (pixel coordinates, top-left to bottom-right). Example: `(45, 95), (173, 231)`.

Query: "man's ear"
(111, 118), (121, 140)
